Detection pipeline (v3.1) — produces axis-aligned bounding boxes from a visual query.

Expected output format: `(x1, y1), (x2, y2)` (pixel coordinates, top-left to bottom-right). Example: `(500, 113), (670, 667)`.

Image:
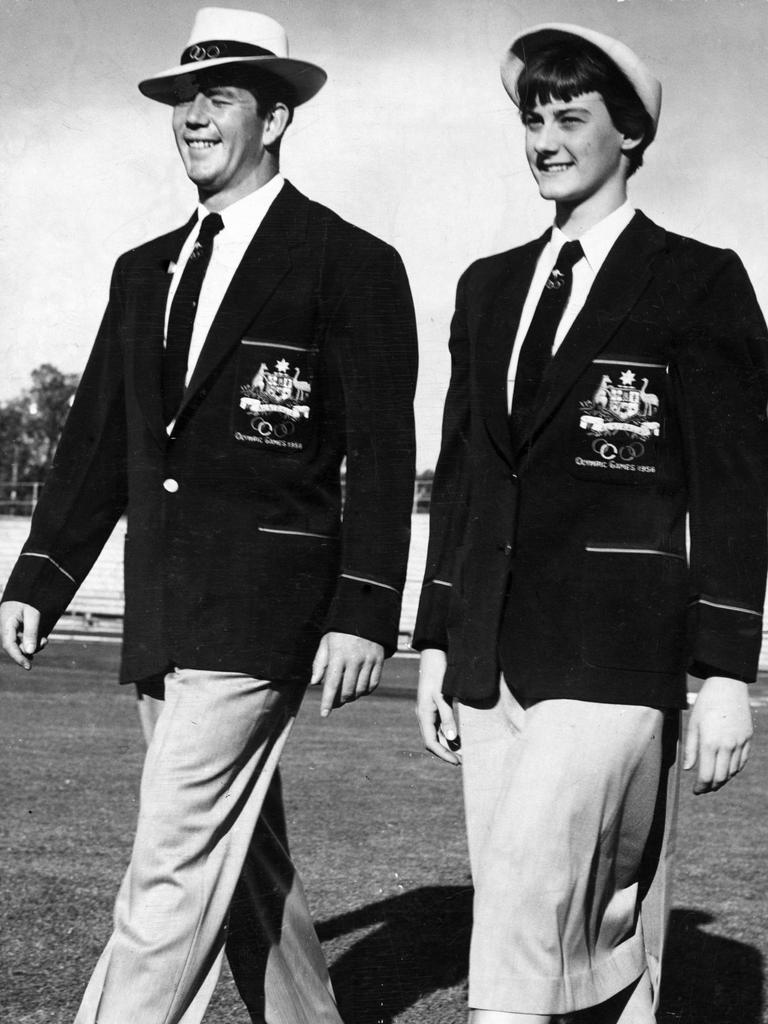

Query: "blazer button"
(163, 478), (179, 493)
(499, 542), (513, 555)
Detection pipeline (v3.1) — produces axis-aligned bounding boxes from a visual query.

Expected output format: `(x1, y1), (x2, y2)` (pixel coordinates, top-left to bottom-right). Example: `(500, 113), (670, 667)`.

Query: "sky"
(3, 0), (768, 469)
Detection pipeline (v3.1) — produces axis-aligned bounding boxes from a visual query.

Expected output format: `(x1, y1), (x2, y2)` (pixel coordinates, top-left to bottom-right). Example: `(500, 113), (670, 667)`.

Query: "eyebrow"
(523, 103), (592, 118)
(200, 84), (247, 99)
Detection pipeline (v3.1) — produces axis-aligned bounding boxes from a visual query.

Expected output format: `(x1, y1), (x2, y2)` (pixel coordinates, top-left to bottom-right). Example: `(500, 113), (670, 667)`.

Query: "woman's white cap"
(501, 23), (661, 137)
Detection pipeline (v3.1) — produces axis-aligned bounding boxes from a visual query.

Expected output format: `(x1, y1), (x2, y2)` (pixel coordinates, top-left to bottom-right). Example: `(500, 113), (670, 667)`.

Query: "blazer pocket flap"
(580, 546), (688, 672)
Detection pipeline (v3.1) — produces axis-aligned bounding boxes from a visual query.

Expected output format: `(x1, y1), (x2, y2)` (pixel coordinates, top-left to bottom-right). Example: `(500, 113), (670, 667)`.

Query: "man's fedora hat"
(500, 23), (661, 137)
(139, 7), (327, 107)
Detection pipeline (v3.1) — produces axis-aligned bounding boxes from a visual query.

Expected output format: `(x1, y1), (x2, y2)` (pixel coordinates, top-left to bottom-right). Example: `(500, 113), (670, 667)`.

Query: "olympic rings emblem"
(591, 438), (646, 463)
(620, 441), (645, 461)
(592, 439), (617, 461)
(188, 44), (224, 61)
(250, 418), (296, 438)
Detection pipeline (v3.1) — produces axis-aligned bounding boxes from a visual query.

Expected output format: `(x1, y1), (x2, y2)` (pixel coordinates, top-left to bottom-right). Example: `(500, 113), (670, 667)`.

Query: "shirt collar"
(550, 200), (635, 274)
(196, 173), (285, 240)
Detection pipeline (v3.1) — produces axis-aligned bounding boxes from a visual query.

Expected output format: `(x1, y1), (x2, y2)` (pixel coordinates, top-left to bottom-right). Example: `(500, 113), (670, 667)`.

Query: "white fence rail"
(0, 482), (42, 516)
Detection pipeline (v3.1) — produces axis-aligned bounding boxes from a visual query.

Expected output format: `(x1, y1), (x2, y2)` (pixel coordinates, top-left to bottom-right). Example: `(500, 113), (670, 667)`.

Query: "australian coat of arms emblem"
(573, 362), (664, 478)
(234, 345), (314, 451)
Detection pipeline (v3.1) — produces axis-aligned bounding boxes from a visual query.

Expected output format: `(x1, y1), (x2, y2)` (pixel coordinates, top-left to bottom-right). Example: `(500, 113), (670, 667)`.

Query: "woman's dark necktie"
(510, 239), (584, 445)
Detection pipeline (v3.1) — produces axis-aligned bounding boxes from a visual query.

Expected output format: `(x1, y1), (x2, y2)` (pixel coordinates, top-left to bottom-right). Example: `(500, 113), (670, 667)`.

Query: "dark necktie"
(510, 239), (584, 445)
(162, 212), (224, 424)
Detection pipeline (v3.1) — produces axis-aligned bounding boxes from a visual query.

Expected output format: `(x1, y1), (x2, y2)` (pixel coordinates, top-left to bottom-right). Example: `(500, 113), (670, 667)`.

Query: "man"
(415, 23), (767, 1024)
(1, 8), (417, 1024)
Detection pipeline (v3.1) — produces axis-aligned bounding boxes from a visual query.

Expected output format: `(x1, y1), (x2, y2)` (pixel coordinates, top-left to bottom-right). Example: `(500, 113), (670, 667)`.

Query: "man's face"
(523, 91), (629, 209)
(172, 84), (268, 206)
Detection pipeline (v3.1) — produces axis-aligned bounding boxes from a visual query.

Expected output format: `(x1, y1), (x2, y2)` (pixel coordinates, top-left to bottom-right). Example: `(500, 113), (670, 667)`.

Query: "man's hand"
(416, 647), (460, 766)
(0, 601), (47, 670)
(684, 676), (753, 794)
(310, 632), (384, 718)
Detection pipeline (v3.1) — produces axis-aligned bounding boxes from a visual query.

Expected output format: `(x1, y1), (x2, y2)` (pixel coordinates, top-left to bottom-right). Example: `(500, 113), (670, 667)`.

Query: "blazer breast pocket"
(232, 338), (317, 453)
(568, 356), (667, 484)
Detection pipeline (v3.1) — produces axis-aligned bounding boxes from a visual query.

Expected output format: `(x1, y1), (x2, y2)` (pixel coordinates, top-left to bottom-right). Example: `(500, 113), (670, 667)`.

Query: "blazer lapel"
(176, 181), (307, 422)
(479, 235), (548, 467)
(131, 216), (196, 449)
(518, 211), (667, 456)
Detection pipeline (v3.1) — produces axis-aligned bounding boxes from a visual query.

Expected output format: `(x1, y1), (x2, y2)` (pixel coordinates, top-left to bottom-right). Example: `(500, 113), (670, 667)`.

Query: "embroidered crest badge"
(572, 362), (665, 480)
(241, 358), (311, 414)
(233, 341), (315, 452)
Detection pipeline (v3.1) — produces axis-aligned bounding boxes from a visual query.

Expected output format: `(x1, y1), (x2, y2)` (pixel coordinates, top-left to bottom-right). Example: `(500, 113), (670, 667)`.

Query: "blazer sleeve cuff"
(2, 551), (79, 637)
(411, 578), (453, 652)
(322, 573), (402, 657)
(688, 597), (763, 684)
(688, 661), (754, 685)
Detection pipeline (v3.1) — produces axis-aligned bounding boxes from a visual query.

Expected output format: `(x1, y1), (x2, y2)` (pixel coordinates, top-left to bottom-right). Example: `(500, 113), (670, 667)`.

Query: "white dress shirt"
(506, 201), (635, 411)
(165, 173), (285, 391)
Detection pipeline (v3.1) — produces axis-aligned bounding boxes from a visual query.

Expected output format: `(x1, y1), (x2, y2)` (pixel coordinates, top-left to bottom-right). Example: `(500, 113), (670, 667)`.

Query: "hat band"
(181, 40), (276, 64)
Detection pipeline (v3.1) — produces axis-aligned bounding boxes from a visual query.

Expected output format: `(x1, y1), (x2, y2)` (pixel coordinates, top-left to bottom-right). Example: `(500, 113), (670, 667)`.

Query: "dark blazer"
(5, 182), (418, 685)
(414, 211), (768, 708)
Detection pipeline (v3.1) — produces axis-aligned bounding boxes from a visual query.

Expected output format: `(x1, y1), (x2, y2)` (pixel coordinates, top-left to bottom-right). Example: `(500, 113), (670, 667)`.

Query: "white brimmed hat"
(138, 7), (327, 106)
(501, 23), (661, 137)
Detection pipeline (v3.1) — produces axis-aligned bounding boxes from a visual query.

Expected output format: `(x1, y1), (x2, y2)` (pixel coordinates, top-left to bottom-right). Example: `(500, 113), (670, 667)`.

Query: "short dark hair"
(517, 39), (652, 177)
(244, 71), (296, 127)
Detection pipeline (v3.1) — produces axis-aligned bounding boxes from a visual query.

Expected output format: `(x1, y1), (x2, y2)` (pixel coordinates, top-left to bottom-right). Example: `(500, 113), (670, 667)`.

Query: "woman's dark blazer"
(414, 211), (768, 708)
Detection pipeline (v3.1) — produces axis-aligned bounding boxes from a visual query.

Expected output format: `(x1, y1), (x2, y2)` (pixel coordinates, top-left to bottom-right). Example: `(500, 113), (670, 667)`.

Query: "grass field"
(1, 640), (766, 1024)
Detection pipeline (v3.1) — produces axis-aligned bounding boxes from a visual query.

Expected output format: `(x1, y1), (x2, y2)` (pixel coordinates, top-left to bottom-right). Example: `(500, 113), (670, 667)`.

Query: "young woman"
(415, 24), (768, 1024)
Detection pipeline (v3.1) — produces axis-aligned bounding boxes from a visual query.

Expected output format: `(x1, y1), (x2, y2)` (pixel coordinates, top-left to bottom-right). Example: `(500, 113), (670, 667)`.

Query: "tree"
(0, 364), (80, 490)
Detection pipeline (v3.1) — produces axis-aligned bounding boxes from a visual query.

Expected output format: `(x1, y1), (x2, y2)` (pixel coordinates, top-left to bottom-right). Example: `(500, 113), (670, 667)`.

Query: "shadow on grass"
(658, 908), (763, 1024)
(319, 895), (764, 1024)
(318, 884), (472, 1024)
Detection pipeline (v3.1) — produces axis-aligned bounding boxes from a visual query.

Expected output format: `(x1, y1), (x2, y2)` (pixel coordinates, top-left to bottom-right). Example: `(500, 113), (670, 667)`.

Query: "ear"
(620, 132), (644, 154)
(262, 102), (291, 147)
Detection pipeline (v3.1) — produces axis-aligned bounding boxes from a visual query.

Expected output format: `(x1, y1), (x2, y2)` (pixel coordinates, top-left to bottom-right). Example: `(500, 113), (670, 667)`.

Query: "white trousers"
(74, 668), (343, 1024)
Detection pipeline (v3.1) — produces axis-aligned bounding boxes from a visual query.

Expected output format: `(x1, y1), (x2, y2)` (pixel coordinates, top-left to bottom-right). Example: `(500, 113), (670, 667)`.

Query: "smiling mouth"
(186, 139), (220, 150)
(539, 162), (574, 173)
